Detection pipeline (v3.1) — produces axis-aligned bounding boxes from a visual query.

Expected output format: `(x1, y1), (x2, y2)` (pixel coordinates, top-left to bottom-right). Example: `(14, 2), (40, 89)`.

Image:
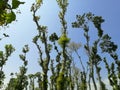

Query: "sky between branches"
(0, 0), (120, 85)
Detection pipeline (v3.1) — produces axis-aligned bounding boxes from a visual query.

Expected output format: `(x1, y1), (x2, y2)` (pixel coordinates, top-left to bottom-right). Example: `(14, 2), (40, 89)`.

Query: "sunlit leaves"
(36, 0), (43, 6)
(56, 0), (68, 10)
(5, 12), (16, 24)
(58, 33), (70, 47)
(5, 44), (15, 57)
(0, 0), (24, 26)
(31, 0), (43, 12)
(0, 11), (16, 26)
(56, 72), (64, 90)
(0, 11), (7, 26)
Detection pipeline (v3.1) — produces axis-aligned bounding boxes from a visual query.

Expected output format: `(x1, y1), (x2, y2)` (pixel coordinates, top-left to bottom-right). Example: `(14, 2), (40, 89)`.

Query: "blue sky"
(1, 0), (120, 86)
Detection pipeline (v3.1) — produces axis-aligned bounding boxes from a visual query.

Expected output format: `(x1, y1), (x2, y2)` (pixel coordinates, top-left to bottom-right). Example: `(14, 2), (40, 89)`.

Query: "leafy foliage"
(0, 0), (24, 26)
(0, 44), (15, 88)
(12, 0), (25, 9)
(0, 0), (120, 90)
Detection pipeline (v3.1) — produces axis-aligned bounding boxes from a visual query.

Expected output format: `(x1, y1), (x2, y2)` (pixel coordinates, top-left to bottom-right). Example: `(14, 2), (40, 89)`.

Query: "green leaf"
(5, 12), (16, 24)
(19, 54), (25, 61)
(0, 51), (3, 58)
(36, 0), (43, 5)
(58, 34), (70, 47)
(49, 32), (58, 42)
(0, 0), (6, 11)
(12, 0), (25, 9)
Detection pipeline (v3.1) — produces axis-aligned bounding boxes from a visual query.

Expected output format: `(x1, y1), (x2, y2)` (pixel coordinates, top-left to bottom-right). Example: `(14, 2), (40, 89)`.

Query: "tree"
(0, 0), (119, 90)
(0, 0), (24, 88)
(5, 45), (29, 90)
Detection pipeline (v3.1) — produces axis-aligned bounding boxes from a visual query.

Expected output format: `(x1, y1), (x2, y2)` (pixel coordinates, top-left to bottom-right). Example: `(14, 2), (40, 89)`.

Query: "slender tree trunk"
(88, 75), (91, 90)
(42, 73), (48, 90)
(95, 64), (103, 90)
(91, 65), (97, 90)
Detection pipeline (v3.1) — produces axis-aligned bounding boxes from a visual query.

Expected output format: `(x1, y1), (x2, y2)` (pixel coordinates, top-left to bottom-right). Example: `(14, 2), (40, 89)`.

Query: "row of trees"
(0, 0), (120, 90)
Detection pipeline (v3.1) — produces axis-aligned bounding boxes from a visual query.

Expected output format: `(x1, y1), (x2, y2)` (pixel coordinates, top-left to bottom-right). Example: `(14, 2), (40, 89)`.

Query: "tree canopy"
(0, 0), (120, 90)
